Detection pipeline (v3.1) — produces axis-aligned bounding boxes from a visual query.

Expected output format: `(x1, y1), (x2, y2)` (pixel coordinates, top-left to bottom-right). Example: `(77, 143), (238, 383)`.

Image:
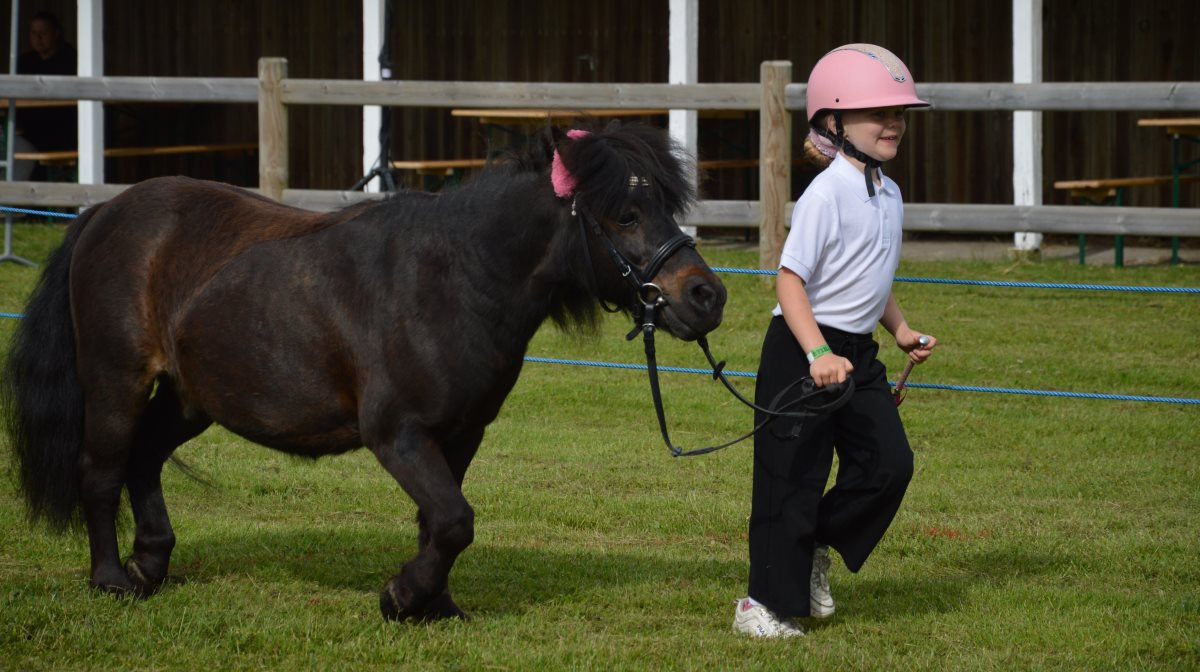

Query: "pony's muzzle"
(677, 273), (726, 336)
(687, 276), (725, 314)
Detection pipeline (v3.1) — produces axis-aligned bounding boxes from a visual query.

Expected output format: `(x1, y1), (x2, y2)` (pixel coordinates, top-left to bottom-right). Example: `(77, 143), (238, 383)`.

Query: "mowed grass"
(1, 220), (1198, 670)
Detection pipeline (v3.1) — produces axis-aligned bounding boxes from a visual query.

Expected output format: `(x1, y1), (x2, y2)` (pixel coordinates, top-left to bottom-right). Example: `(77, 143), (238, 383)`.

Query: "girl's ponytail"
(803, 114), (838, 168)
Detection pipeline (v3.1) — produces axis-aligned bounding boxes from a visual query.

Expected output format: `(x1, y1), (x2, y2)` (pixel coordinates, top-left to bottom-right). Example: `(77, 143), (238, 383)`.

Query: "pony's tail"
(2, 207), (96, 532)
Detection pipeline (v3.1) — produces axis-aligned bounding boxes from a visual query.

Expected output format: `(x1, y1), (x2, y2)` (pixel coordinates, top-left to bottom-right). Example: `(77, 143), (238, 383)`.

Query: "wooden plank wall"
(1, 0), (1195, 208)
(1045, 0), (1200, 207)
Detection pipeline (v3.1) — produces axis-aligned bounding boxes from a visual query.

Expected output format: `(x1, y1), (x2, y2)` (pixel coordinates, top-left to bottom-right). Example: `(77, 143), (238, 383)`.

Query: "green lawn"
(1, 220), (1198, 670)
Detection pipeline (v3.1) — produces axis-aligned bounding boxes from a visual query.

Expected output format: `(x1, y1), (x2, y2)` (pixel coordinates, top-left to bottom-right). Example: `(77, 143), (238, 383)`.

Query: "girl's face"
(829, 106), (907, 163)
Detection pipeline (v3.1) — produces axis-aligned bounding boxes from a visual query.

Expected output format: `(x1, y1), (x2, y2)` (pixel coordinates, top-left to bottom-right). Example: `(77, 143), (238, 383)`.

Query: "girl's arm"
(777, 267), (854, 387)
(880, 292), (936, 363)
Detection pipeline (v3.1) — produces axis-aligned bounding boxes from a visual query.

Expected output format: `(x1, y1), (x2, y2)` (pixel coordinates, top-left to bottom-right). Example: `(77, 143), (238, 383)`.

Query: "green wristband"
(806, 344), (832, 364)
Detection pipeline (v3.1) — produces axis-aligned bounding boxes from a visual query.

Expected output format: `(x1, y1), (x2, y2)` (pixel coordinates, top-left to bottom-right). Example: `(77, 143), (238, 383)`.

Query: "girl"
(733, 44), (938, 638)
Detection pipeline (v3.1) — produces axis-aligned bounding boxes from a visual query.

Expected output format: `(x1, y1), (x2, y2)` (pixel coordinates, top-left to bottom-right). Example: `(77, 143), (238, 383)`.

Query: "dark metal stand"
(351, 0), (398, 192)
(3, 0), (35, 266)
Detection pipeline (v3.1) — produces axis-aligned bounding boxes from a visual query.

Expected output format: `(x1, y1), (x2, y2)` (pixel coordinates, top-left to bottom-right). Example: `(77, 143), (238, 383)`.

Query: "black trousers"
(747, 317), (913, 618)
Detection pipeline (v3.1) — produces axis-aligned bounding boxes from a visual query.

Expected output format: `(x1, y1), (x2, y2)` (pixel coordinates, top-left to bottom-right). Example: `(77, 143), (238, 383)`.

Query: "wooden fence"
(3, 58), (1199, 267)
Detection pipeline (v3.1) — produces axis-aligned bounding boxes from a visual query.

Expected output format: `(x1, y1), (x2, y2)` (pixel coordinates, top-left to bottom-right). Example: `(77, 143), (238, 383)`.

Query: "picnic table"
(1052, 117), (1198, 266)
(1136, 117), (1200, 208)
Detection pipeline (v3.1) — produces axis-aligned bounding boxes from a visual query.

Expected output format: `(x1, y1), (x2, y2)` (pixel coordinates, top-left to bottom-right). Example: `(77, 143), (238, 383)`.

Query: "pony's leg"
(79, 391), (145, 595)
(124, 380), (211, 596)
(416, 427), (484, 620)
(372, 424), (476, 621)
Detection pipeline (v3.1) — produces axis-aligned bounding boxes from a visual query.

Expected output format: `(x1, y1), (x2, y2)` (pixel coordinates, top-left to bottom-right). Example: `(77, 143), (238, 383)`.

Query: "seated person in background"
(13, 11), (77, 179)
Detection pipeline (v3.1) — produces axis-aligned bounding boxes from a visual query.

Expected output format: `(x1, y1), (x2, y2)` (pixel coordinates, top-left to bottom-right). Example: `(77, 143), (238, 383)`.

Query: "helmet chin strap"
(815, 111), (883, 197)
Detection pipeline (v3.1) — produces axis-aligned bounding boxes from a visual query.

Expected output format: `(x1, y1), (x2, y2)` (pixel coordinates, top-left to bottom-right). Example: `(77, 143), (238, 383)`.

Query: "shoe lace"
(759, 606), (800, 635)
(812, 551), (831, 594)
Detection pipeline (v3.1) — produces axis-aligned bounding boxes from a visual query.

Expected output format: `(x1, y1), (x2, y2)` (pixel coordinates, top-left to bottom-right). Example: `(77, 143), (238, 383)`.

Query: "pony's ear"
(604, 119), (621, 132)
(550, 128), (577, 198)
(549, 128), (592, 198)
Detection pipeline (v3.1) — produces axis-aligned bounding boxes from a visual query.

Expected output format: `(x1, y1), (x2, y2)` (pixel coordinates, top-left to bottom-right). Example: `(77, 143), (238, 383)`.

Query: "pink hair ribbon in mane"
(551, 129), (591, 198)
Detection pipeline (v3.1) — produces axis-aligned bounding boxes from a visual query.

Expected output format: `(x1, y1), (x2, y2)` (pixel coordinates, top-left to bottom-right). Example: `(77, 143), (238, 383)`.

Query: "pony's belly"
(216, 411), (363, 457)
(175, 374), (364, 457)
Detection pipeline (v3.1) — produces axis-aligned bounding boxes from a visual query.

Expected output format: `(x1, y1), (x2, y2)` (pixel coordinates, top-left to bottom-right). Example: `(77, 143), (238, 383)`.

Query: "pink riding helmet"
(805, 43), (929, 122)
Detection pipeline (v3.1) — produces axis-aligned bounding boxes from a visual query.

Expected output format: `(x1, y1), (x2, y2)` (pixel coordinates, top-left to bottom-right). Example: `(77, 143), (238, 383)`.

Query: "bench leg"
(1113, 188), (1124, 268)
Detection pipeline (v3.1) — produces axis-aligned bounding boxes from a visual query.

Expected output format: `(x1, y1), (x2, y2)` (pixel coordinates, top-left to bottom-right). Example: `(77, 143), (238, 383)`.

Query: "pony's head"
(547, 122), (726, 341)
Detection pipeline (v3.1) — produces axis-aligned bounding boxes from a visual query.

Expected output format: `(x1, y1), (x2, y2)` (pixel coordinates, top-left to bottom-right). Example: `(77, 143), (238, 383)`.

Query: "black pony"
(3, 124), (726, 620)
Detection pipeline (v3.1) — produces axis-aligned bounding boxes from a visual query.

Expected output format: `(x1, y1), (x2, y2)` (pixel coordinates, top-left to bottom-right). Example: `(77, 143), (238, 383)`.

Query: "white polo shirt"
(772, 153), (904, 334)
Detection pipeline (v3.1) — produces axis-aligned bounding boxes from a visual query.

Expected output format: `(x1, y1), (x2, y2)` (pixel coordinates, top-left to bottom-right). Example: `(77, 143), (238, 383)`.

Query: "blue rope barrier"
(524, 355), (1200, 405)
(525, 355), (757, 378)
(896, 382), (1200, 405)
(711, 267), (1200, 295)
(0, 206), (75, 219)
(1, 218), (1195, 294)
(893, 276), (1200, 294)
(710, 266), (775, 276)
(1, 231), (1195, 403)
(0, 313), (1193, 404)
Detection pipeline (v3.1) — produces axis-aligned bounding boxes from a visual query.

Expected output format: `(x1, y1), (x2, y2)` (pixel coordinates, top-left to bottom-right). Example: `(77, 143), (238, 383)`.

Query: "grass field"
(1, 220), (1198, 670)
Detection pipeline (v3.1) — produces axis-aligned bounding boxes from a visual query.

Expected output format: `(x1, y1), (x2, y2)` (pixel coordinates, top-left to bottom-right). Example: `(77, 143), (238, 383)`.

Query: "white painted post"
(78, 0), (104, 186)
(362, 0), (384, 192)
(1012, 0), (1043, 254)
(668, 0), (698, 236)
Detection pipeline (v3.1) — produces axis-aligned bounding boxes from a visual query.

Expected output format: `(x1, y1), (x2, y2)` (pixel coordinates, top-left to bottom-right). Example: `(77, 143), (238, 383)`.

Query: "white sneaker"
(810, 545), (835, 619)
(732, 598), (805, 638)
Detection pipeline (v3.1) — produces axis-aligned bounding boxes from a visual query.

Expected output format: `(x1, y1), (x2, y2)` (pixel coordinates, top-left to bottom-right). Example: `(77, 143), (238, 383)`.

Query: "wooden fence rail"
(3, 63), (1199, 267)
(5, 75), (1200, 111)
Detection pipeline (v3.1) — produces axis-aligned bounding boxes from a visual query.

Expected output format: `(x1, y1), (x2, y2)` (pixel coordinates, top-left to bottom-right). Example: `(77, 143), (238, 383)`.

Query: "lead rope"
(635, 295), (854, 458)
(570, 191), (853, 458)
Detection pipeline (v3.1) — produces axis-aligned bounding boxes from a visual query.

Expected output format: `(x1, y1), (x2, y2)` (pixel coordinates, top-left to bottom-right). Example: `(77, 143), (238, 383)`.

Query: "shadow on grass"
(160, 526), (744, 617)
(811, 544), (1069, 628)
(8, 524), (1064, 624)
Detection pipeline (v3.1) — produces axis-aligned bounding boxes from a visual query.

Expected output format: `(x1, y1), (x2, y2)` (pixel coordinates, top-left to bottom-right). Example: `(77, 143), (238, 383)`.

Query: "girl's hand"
(810, 353), (854, 387)
(896, 327), (937, 364)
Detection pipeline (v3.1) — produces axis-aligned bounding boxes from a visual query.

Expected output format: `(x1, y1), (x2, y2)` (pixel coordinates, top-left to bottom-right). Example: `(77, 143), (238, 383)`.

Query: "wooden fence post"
(258, 58), (288, 201)
(759, 60), (791, 270)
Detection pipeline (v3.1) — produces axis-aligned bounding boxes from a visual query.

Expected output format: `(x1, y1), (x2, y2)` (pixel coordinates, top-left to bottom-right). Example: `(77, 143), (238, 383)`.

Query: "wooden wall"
(1044, 0), (1200, 206)
(2, 0), (1196, 207)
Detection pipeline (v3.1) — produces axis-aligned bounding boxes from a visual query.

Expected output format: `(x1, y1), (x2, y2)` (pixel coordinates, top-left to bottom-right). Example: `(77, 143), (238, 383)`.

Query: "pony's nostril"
(689, 281), (720, 313)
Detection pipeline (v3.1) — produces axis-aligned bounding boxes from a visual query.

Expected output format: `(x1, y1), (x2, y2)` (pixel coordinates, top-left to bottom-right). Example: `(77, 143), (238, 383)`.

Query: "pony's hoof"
(379, 580), (412, 621)
(379, 580), (468, 622)
(422, 592), (469, 621)
(124, 558), (167, 598)
(90, 568), (136, 597)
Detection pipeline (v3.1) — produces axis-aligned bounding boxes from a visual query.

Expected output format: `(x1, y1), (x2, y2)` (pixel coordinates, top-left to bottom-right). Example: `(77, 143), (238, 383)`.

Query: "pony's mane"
(555, 123), (696, 221)
(359, 123), (697, 334)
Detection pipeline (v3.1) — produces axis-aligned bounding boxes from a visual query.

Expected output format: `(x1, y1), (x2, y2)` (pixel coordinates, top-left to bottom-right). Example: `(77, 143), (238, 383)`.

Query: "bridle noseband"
(571, 192), (696, 330)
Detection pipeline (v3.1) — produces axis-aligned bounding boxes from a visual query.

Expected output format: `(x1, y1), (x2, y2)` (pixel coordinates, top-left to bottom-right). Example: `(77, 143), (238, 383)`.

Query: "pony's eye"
(617, 212), (639, 227)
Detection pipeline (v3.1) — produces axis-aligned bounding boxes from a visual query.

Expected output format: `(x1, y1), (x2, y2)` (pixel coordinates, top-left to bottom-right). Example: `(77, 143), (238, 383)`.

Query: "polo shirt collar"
(830, 152), (890, 202)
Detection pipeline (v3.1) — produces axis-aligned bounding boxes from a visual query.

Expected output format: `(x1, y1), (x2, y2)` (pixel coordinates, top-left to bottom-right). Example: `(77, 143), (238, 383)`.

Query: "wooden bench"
(1053, 174), (1200, 203)
(388, 157), (762, 191)
(14, 142), (258, 166)
(698, 158), (759, 170)
(1053, 174), (1200, 266)
(389, 158), (491, 190)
